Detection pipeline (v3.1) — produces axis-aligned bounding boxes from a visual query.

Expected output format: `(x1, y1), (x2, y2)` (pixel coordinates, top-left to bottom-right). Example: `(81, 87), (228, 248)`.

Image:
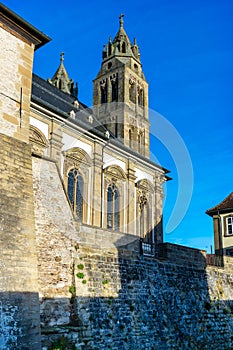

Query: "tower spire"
(48, 52), (78, 97)
(60, 51), (64, 63)
(119, 13), (124, 28)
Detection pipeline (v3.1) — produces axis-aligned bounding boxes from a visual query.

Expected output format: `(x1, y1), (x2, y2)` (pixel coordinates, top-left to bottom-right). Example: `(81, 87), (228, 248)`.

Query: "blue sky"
(3, 0), (233, 252)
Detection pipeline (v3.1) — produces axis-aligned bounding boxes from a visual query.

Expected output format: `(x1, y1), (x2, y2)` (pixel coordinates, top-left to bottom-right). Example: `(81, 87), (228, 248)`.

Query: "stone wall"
(39, 244), (233, 350)
(32, 157), (233, 350)
(0, 134), (41, 350)
(0, 26), (34, 143)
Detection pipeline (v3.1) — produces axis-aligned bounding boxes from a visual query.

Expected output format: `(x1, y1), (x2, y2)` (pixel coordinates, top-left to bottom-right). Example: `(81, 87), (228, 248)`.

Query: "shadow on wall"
(38, 238), (233, 350)
(0, 292), (41, 350)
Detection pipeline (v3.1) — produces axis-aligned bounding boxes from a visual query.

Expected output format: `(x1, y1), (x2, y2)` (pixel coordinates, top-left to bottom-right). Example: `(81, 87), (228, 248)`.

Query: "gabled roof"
(206, 192), (233, 216)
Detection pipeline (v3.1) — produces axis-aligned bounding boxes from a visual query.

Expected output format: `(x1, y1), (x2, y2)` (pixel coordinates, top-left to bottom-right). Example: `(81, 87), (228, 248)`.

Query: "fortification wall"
(0, 11), (43, 348)
(32, 157), (233, 350)
(0, 134), (41, 350)
(40, 247), (233, 350)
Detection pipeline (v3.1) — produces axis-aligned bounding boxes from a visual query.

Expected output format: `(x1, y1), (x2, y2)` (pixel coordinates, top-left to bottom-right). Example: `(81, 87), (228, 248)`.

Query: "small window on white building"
(227, 217), (233, 235)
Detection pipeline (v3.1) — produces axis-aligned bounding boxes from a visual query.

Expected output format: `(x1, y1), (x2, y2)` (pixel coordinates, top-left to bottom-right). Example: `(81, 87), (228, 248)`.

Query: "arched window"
(110, 74), (118, 102)
(68, 169), (83, 221)
(139, 192), (147, 237)
(104, 165), (126, 232)
(76, 175), (83, 221)
(107, 184), (120, 230)
(138, 87), (144, 106)
(100, 80), (107, 104)
(138, 132), (144, 154)
(129, 81), (136, 103)
(29, 125), (48, 157)
(137, 181), (154, 244)
(68, 170), (75, 207)
(112, 80), (118, 102)
(140, 202), (151, 242)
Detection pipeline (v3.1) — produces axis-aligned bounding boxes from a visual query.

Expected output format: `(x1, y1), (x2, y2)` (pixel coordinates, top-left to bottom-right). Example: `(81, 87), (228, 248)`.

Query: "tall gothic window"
(138, 132), (144, 153)
(139, 192), (147, 237)
(68, 169), (83, 221)
(100, 80), (107, 104)
(140, 202), (151, 242)
(138, 87), (144, 106)
(107, 184), (120, 230)
(137, 180), (154, 245)
(111, 74), (118, 102)
(129, 80), (136, 103)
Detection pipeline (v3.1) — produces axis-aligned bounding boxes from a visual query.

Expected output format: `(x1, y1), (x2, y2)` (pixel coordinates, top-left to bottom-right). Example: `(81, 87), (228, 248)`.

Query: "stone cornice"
(0, 3), (51, 50)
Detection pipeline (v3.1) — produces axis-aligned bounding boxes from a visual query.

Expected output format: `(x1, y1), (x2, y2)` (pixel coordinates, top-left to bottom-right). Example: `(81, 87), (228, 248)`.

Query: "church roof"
(31, 73), (170, 175)
(206, 192), (233, 216)
(31, 74), (109, 138)
(32, 74), (83, 114)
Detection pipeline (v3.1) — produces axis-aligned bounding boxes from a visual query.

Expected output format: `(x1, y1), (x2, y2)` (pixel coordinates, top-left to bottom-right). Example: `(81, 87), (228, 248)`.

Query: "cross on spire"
(119, 13), (124, 28)
(60, 52), (64, 63)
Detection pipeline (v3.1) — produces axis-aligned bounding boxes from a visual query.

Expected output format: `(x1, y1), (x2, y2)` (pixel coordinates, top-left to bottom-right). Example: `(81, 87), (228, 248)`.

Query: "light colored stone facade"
(1, 4), (233, 350)
(29, 50), (166, 244)
(0, 25), (33, 142)
(0, 5), (49, 349)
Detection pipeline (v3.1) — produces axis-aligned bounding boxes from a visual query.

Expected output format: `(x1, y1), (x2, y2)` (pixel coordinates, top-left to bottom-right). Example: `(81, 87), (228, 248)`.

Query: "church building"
(29, 13), (169, 242)
(0, 4), (169, 349)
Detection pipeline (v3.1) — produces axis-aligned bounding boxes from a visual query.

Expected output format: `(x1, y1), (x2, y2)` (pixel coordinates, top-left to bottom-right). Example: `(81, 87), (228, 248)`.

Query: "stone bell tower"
(93, 14), (150, 158)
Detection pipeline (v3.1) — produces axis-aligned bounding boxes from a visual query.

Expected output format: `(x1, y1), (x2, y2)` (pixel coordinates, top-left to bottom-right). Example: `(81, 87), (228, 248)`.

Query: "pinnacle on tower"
(102, 15), (141, 62)
(48, 52), (78, 97)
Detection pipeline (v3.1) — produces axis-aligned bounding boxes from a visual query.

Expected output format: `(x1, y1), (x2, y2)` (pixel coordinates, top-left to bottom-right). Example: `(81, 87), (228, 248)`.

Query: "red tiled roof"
(206, 192), (233, 216)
